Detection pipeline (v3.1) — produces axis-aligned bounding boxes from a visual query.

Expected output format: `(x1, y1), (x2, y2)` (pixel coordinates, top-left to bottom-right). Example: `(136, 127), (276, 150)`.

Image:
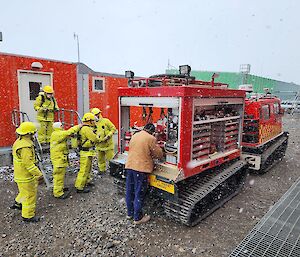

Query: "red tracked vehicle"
(109, 66), (248, 226)
(242, 93), (289, 173)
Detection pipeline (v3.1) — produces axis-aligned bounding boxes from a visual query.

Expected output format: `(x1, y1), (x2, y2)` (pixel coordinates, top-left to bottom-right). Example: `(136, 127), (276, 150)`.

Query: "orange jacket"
(125, 130), (163, 173)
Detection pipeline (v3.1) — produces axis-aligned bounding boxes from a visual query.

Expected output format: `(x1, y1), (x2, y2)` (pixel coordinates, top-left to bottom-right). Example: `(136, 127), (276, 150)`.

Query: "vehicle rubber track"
(163, 159), (248, 226)
(259, 135), (288, 174)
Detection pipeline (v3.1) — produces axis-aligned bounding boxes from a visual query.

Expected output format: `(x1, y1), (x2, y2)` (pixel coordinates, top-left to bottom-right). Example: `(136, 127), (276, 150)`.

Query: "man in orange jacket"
(125, 123), (163, 225)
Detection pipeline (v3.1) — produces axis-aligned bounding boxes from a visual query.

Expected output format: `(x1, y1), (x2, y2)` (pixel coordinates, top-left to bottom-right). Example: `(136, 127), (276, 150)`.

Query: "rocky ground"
(0, 115), (299, 257)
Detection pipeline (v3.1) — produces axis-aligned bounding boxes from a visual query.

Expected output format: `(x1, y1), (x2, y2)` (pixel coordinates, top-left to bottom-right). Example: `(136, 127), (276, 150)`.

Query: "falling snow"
(0, 115), (299, 257)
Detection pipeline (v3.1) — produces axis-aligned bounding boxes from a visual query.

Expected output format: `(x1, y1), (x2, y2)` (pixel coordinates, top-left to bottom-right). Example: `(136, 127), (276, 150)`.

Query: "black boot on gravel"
(57, 191), (71, 199)
(10, 201), (22, 210)
(86, 182), (95, 187)
(23, 217), (40, 223)
(76, 187), (90, 193)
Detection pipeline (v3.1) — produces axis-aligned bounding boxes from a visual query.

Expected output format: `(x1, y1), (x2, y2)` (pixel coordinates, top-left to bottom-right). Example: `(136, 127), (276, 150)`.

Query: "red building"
(77, 63), (127, 128)
(0, 52), (127, 154)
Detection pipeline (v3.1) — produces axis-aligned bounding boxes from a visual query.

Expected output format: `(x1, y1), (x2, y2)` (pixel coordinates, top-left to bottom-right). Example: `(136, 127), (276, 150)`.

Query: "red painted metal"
(242, 96), (283, 148)
(118, 77), (246, 180)
(118, 86), (244, 98)
(0, 53), (77, 147)
(89, 75), (128, 129)
(0, 53), (128, 148)
(179, 97), (193, 171)
(186, 150), (241, 177)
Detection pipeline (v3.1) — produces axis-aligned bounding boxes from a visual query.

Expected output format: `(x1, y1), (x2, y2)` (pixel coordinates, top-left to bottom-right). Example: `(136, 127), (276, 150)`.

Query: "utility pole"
(73, 33), (80, 63)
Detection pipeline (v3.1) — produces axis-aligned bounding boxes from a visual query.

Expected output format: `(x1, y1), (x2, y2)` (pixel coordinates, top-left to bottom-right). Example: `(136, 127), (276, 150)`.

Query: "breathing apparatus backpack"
(70, 125), (91, 150)
(40, 93), (58, 111)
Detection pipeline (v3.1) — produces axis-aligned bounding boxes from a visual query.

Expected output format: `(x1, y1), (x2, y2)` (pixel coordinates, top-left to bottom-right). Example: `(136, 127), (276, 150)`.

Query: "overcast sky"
(1, 0), (299, 83)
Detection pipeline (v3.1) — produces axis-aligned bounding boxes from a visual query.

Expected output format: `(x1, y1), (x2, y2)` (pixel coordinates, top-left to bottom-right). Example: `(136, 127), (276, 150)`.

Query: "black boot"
(56, 191), (70, 199)
(23, 217), (40, 223)
(86, 182), (95, 187)
(76, 187), (90, 193)
(10, 201), (22, 210)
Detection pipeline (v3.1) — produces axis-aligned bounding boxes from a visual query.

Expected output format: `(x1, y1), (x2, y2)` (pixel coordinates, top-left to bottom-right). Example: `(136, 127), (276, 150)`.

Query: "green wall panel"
(167, 69), (242, 88)
(166, 69), (300, 99)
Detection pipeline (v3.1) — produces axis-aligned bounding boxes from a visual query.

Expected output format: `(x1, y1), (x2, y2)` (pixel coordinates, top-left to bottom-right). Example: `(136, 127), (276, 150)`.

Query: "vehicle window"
(261, 105), (270, 120)
(274, 103), (280, 114)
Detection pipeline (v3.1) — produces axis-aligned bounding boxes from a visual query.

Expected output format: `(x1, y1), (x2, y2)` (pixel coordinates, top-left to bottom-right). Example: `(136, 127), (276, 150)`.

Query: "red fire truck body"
(110, 73), (248, 226)
(117, 86), (244, 178)
(242, 95), (288, 173)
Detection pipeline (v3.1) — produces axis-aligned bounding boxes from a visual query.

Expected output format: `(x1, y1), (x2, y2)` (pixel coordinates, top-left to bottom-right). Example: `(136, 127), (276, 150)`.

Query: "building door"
(18, 71), (52, 122)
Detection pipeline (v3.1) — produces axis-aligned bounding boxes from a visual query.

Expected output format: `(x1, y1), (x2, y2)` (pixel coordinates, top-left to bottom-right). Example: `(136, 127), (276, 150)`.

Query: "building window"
(29, 82), (42, 100)
(93, 77), (105, 92)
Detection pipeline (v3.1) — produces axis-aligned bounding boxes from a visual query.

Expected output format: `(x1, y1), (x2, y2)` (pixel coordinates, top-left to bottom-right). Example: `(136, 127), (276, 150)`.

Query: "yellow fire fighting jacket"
(12, 137), (43, 183)
(50, 125), (81, 167)
(79, 125), (99, 157)
(34, 92), (59, 121)
(95, 118), (116, 151)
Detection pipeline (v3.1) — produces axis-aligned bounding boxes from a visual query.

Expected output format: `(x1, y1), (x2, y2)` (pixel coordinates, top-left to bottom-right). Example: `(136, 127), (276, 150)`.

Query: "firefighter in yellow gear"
(34, 85), (59, 144)
(91, 108), (116, 173)
(75, 113), (99, 193)
(11, 122), (43, 223)
(50, 122), (82, 199)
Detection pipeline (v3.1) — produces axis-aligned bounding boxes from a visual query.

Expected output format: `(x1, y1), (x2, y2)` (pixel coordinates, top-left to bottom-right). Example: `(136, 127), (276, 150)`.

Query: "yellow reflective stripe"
(15, 177), (35, 183)
(22, 204), (36, 208)
(27, 164), (37, 171)
(13, 158), (22, 163)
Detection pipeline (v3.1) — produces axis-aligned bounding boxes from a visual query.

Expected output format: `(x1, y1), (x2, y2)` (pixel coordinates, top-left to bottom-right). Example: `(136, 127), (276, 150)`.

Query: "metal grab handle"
(56, 108), (82, 128)
(11, 109), (30, 127)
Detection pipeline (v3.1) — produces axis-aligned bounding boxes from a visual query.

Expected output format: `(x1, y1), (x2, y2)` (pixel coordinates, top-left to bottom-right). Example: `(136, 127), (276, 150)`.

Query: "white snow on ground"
(0, 166), (13, 182)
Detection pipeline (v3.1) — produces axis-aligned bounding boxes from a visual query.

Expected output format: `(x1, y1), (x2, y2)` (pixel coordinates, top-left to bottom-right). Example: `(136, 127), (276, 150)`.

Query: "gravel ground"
(0, 115), (299, 257)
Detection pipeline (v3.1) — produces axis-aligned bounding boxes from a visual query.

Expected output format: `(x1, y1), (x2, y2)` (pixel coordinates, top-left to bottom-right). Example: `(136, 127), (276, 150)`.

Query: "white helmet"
(53, 122), (63, 129)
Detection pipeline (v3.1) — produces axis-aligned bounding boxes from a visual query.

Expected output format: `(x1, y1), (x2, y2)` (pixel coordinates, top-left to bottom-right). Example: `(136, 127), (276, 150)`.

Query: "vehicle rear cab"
(242, 95), (288, 172)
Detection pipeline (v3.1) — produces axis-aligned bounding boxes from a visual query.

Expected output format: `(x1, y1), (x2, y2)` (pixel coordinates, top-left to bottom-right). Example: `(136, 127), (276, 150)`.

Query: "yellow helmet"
(43, 85), (54, 94)
(91, 108), (102, 115)
(16, 122), (37, 135)
(82, 112), (96, 122)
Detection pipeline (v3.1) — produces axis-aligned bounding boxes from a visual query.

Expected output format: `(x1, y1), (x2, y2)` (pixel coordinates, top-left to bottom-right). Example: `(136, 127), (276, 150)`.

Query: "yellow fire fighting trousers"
(53, 166), (66, 197)
(15, 180), (38, 219)
(38, 120), (53, 143)
(75, 155), (93, 190)
(97, 149), (114, 173)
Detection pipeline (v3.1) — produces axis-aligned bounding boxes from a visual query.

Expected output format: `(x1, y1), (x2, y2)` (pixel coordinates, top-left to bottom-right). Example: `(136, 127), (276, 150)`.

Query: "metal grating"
(229, 178), (300, 257)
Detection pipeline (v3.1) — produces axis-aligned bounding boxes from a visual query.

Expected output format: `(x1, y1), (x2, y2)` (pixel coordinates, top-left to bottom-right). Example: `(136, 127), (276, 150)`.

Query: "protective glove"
(37, 176), (44, 185)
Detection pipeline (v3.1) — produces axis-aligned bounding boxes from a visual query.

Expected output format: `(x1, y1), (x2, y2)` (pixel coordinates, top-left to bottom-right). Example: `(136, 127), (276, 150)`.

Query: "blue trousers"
(125, 169), (148, 221)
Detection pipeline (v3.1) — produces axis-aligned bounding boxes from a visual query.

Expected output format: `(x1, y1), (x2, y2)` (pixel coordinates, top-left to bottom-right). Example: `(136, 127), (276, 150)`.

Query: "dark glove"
(37, 176), (44, 185)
